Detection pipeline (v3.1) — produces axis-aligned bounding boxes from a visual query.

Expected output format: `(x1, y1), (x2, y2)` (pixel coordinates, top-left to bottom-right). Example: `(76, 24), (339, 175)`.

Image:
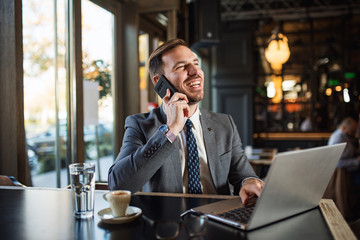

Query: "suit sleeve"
(227, 115), (259, 195)
(108, 116), (175, 192)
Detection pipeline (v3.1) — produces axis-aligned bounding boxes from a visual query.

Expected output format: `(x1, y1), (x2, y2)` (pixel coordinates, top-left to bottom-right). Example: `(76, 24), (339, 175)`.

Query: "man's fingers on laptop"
(240, 188), (256, 204)
(239, 180), (264, 204)
(240, 193), (249, 205)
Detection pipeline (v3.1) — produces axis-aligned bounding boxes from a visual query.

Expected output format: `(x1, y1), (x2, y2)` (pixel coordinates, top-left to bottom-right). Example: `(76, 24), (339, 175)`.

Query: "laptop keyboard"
(217, 205), (255, 224)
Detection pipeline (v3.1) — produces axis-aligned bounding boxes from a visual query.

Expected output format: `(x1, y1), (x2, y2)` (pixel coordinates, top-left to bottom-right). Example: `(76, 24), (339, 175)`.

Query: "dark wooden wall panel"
(215, 32), (252, 78)
(0, 0), (29, 184)
(215, 87), (253, 146)
(212, 21), (256, 146)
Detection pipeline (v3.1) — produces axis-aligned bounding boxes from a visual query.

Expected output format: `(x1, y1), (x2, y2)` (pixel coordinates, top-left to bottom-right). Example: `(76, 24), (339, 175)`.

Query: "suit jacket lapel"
(200, 110), (219, 189)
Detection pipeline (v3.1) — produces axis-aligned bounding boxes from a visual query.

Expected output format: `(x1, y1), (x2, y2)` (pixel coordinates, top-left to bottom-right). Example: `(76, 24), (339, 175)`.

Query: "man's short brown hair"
(340, 117), (357, 129)
(147, 38), (188, 84)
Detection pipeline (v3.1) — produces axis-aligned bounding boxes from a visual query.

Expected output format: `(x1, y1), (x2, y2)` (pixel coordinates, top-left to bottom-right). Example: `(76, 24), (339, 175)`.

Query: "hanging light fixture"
(265, 29), (291, 73)
(264, 26), (290, 103)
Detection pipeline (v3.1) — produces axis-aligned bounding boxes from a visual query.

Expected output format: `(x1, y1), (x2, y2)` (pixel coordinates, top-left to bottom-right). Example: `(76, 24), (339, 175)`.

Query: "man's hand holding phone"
(154, 75), (190, 135)
(162, 89), (190, 136)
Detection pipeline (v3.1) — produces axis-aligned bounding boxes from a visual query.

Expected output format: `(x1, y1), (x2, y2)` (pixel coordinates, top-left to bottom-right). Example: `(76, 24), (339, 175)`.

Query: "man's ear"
(153, 75), (161, 84)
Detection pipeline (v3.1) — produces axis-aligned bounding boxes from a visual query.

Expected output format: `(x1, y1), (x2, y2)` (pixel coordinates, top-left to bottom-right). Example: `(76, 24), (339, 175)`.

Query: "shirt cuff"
(159, 125), (176, 143)
(241, 177), (264, 186)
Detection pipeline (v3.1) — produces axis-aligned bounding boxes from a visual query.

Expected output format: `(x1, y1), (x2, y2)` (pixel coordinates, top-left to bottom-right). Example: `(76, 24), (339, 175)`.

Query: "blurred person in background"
(329, 117), (360, 171)
(326, 117), (360, 221)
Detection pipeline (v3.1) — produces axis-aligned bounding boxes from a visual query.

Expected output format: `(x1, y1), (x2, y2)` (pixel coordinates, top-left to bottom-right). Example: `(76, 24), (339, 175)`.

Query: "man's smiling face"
(161, 45), (204, 105)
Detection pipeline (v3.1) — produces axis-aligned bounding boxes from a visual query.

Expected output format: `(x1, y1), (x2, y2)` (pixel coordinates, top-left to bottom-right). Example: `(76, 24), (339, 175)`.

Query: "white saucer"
(98, 206), (142, 224)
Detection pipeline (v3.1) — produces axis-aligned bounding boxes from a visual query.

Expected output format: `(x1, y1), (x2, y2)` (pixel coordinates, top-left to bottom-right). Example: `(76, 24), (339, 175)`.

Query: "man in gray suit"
(108, 39), (263, 204)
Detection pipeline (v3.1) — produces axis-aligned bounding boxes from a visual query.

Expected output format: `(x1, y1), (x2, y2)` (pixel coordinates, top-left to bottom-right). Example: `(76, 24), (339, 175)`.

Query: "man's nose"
(187, 63), (200, 75)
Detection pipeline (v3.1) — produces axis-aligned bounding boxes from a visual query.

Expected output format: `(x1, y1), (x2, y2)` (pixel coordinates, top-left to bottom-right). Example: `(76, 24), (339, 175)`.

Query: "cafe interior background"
(1, 0), (360, 193)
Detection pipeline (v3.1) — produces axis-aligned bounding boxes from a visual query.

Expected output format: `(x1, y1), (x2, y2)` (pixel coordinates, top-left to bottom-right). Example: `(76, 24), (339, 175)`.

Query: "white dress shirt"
(178, 108), (217, 194)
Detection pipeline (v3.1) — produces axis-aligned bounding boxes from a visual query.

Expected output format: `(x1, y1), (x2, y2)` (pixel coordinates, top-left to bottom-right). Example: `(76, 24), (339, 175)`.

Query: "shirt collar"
(189, 107), (201, 131)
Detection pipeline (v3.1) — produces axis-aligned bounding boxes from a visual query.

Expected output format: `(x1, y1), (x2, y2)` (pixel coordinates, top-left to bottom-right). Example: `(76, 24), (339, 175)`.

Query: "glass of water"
(69, 162), (95, 219)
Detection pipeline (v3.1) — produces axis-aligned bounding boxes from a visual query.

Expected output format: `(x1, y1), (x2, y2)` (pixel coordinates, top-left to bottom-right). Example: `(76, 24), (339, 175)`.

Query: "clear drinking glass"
(69, 163), (95, 219)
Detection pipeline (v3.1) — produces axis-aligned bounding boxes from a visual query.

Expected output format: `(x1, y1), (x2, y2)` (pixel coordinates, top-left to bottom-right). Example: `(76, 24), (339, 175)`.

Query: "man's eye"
(176, 65), (185, 70)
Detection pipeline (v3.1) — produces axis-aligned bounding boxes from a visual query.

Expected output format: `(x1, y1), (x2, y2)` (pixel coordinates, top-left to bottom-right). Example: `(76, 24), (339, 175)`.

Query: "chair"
(349, 218), (360, 239)
(323, 168), (352, 220)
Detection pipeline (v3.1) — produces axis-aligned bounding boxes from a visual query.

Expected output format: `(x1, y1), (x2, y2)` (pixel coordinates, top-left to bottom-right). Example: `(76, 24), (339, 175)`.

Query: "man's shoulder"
(329, 128), (346, 144)
(331, 128), (344, 137)
(200, 109), (236, 131)
(200, 109), (238, 138)
(125, 107), (164, 125)
(200, 109), (231, 120)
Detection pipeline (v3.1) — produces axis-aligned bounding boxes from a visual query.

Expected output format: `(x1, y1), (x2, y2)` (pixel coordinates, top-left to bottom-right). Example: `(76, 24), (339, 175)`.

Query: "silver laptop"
(183, 143), (346, 231)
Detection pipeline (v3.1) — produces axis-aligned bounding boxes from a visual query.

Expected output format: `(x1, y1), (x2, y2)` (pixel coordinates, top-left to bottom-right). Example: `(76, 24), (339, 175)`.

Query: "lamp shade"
(265, 33), (290, 71)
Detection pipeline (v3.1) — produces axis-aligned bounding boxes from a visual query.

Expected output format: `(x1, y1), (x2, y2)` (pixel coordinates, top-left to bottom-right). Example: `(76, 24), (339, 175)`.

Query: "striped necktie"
(185, 119), (202, 194)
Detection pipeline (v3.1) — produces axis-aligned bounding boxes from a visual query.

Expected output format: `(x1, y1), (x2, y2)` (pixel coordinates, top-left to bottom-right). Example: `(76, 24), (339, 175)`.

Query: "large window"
(23, 0), (116, 187)
(23, 0), (68, 187)
(81, 0), (115, 183)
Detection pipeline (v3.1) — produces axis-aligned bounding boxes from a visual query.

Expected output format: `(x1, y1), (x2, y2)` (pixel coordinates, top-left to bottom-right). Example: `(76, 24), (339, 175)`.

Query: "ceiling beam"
(221, 0), (360, 21)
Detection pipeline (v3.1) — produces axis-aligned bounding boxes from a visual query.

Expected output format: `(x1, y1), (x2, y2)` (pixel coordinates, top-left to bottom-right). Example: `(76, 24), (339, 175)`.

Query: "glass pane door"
(81, 0), (115, 182)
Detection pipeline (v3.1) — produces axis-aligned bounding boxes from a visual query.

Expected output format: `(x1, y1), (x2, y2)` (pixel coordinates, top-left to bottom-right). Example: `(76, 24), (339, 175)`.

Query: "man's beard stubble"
(187, 92), (204, 105)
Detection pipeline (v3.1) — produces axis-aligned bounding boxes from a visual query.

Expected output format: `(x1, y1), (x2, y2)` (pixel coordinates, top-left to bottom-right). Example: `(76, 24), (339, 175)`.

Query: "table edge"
(319, 199), (357, 240)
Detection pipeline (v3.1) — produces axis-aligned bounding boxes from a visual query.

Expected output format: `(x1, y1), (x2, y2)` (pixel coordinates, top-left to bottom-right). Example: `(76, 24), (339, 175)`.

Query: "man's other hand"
(239, 178), (264, 205)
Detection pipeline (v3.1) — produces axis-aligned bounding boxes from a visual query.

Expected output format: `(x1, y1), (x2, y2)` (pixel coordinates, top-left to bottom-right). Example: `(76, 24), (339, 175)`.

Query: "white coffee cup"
(103, 190), (131, 217)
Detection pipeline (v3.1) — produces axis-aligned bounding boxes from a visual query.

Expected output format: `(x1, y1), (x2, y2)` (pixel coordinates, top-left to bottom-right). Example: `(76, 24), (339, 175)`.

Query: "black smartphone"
(154, 75), (178, 99)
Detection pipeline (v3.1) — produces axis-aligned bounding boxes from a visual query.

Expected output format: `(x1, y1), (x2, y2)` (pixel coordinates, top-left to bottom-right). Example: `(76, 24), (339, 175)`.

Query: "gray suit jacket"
(108, 107), (258, 195)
